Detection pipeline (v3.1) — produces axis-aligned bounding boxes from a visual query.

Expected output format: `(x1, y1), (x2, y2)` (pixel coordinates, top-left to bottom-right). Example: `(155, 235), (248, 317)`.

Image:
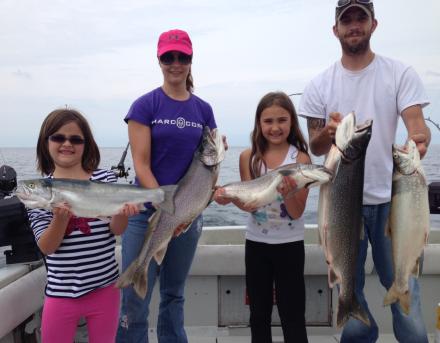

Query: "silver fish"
(383, 140), (430, 314)
(218, 163), (332, 208)
(15, 178), (176, 217)
(116, 127), (225, 298)
(318, 112), (372, 328)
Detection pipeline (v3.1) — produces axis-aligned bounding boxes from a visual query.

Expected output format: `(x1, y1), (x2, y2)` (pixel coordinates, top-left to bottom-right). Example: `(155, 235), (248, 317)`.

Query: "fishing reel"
(111, 143), (132, 182)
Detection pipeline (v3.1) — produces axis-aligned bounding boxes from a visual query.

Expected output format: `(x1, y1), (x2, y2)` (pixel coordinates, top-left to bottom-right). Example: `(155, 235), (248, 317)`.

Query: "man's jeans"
(116, 209), (203, 343)
(340, 203), (428, 343)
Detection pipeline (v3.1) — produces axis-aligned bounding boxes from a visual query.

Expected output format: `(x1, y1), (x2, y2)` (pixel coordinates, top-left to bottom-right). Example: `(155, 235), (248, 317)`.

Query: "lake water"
(1, 145), (439, 229)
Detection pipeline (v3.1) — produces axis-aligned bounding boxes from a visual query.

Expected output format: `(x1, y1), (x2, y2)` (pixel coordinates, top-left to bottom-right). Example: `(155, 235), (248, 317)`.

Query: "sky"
(1, 0), (439, 148)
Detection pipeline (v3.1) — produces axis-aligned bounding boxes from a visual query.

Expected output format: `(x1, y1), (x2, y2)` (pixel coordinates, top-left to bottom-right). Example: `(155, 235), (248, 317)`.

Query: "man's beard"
(340, 33), (371, 55)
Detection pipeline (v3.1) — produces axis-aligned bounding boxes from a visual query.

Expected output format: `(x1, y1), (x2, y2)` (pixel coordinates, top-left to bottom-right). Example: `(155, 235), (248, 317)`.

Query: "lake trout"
(116, 127), (225, 298)
(383, 140), (430, 314)
(15, 178), (176, 217)
(318, 112), (372, 328)
(217, 163), (332, 208)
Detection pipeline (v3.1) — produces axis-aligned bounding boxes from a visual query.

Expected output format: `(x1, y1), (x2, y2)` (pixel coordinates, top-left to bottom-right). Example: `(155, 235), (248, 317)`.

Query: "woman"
(116, 29), (218, 343)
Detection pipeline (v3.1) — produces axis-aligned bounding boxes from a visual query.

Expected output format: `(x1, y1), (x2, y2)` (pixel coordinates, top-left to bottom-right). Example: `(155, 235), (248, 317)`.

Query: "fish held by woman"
(116, 127), (225, 298)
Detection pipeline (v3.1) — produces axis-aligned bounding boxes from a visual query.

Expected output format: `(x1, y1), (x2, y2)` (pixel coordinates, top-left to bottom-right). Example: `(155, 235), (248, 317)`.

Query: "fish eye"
(28, 183), (35, 189)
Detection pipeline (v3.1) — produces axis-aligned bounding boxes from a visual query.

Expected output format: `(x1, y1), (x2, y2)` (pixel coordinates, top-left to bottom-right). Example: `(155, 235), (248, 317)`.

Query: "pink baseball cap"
(157, 29), (193, 57)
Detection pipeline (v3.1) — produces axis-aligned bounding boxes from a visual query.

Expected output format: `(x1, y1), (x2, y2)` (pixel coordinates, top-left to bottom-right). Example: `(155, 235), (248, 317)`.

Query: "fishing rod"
(111, 143), (131, 179)
(425, 116), (440, 132)
(289, 92), (440, 132)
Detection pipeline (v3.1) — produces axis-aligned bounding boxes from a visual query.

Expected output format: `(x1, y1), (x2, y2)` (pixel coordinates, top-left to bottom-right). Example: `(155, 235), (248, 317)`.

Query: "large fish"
(14, 178), (176, 217)
(318, 112), (372, 328)
(383, 140), (430, 314)
(116, 127), (225, 298)
(217, 163), (332, 208)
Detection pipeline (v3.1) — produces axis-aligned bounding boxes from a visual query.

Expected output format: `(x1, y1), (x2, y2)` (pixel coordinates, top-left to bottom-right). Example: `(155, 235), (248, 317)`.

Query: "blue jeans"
(116, 209), (203, 343)
(340, 203), (428, 343)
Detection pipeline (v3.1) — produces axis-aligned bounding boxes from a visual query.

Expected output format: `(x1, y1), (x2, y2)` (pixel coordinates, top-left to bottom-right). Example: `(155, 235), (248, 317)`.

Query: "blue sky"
(1, 0), (439, 147)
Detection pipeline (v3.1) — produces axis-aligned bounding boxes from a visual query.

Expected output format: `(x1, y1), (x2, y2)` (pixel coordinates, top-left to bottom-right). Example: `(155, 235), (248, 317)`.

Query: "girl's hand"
(277, 176), (298, 198)
(52, 202), (73, 223)
(118, 203), (140, 217)
(213, 187), (232, 205)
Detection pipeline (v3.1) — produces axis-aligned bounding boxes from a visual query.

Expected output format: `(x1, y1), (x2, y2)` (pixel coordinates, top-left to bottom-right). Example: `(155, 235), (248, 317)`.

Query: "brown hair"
(249, 92), (309, 178)
(186, 68), (194, 93)
(36, 108), (100, 175)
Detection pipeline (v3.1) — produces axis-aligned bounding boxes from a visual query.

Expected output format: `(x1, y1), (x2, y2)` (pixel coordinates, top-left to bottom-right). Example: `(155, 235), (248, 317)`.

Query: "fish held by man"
(116, 127), (225, 298)
(14, 178), (176, 217)
(217, 163), (333, 209)
(383, 140), (430, 314)
(318, 112), (372, 328)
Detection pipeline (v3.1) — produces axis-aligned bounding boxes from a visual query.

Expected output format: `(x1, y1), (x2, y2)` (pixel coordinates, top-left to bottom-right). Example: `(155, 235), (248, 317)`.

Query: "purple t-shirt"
(125, 87), (217, 186)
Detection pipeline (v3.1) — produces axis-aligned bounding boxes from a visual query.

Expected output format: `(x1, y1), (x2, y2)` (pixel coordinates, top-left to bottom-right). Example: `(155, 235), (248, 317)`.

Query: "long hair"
(249, 92), (309, 178)
(36, 108), (100, 175)
(186, 67), (194, 93)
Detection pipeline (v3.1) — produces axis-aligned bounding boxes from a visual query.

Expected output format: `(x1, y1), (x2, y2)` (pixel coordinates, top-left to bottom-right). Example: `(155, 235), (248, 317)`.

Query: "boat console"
(0, 165), (42, 264)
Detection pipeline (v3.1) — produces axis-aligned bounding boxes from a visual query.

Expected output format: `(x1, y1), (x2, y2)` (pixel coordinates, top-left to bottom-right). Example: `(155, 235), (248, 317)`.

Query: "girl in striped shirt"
(28, 108), (138, 343)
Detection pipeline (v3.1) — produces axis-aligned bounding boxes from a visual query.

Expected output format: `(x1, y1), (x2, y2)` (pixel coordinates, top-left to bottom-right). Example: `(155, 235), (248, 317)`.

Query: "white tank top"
(245, 145), (305, 244)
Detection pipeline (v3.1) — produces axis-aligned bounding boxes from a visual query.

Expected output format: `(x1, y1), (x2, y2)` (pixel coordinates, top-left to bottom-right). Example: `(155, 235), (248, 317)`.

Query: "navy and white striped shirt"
(28, 169), (120, 298)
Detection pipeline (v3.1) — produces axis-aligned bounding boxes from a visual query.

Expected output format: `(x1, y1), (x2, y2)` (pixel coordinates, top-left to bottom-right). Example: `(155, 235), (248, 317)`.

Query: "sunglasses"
(159, 52), (192, 65)
(337, 0), (372, 7)
(48, 134), (85, 145)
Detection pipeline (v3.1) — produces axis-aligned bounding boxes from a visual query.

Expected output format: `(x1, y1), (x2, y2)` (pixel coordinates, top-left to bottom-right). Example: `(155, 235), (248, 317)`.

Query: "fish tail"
(337, 296), (370, 328)
(115, 261), (148, 299)
(383, 283), (411, 315)
(157, 185), (178, 214)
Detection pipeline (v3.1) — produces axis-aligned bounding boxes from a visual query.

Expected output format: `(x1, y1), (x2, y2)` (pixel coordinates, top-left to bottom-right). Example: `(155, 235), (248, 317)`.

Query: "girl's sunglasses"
(159, 52), (192, 66)
(48, 134), (85, 145)
(337, 0), (372, 7)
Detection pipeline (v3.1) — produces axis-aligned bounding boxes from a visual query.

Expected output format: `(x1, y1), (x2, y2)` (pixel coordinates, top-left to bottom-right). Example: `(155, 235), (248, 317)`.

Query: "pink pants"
(41, 284), (120, 343)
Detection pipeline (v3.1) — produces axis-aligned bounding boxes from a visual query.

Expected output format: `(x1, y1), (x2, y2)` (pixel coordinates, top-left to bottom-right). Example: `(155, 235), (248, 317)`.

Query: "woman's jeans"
(340, 203), (428, 343)
(116, 209), (203, 343)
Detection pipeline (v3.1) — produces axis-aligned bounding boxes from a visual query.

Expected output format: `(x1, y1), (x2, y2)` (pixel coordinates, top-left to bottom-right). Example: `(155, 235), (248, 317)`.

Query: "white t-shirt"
(298, 54), (429, 204)
(246, 145), (305, 244)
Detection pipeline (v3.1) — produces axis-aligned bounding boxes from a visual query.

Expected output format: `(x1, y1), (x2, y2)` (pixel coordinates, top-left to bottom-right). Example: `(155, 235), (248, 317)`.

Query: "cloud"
(426, 70), (440, 78)
(12, 69), (31, 79)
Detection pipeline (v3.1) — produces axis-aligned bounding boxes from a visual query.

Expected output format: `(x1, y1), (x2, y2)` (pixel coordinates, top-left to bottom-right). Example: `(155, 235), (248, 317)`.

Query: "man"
(298, 1), (431, 342)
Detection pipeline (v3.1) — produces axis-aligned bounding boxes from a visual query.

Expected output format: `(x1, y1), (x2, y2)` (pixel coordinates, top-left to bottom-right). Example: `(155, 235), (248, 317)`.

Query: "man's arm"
(401, 105), (431, 159)
(307, 113), (341, 156)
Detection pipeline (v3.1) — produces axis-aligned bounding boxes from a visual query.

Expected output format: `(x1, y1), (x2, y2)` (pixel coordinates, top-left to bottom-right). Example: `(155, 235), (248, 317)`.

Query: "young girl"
(28, 108), (138, 343)
(215, 92), (309, 343)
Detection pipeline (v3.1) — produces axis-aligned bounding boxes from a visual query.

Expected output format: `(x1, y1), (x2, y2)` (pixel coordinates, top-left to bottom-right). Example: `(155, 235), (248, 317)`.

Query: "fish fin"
(328, 267), (339, 288)
(116, 261), (148, 299)
(383, 284), (411, 315)
(156, 185), (178, 214)
(154, 246), (168, 265)
(331, 158), (342, 182)
(147, 209), (162, 232)
(412, 259), (420, 277)
(337, 295), (370, 328)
